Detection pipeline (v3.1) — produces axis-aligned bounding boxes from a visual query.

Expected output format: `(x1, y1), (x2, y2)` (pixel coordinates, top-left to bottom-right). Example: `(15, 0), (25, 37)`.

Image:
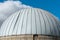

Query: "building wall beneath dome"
(0, 34), (60, 40)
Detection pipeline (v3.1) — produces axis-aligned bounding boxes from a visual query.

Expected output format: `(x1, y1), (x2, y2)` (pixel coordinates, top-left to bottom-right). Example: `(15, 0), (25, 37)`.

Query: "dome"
(0, 8), (60, 36)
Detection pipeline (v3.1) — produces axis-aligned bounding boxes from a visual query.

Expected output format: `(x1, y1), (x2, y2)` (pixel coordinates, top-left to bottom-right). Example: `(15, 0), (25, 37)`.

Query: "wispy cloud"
(0, 1), (32, 27)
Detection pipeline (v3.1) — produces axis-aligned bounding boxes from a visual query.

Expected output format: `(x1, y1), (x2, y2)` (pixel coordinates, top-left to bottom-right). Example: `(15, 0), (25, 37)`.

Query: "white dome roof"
(0, 8), (60, 36)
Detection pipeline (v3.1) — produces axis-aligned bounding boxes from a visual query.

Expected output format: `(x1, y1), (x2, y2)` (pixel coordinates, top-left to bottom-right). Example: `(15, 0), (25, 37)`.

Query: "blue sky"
(0, 0), (60, 19)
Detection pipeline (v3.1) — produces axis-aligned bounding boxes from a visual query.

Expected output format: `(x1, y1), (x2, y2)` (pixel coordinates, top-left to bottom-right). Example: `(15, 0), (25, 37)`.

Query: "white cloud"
(0, 1), (32, 27)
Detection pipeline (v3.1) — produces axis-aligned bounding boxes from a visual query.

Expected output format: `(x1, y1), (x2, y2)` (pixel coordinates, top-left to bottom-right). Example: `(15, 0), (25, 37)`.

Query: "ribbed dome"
(0, 8), (60, 36)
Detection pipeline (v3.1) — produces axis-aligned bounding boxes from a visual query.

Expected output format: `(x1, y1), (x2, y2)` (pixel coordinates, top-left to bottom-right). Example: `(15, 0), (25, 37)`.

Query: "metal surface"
(0, 8), (60, 36)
